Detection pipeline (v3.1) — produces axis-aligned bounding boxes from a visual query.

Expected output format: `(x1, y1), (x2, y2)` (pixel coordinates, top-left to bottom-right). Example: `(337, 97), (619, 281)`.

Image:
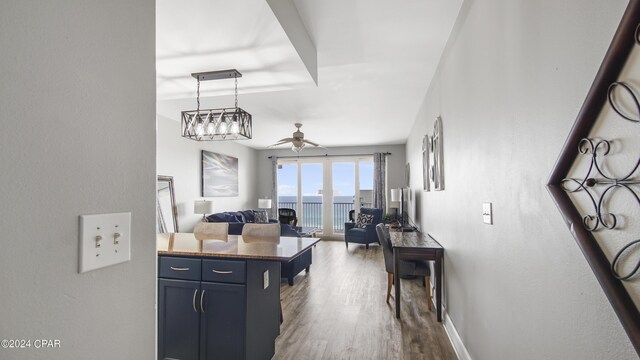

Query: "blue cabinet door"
(199, 282), (246, 360)
(158, 279), (201, 360)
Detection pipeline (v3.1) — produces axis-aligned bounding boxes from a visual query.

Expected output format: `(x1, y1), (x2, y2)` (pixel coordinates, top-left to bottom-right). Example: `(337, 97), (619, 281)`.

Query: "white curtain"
(373, 153), (386, 210)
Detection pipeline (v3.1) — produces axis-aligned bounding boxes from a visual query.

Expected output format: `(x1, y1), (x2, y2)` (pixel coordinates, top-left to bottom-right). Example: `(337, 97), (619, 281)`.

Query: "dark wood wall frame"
(547, 1), (640, 355)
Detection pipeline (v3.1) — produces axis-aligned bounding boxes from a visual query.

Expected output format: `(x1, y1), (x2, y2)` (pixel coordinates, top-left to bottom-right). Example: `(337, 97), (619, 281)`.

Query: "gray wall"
(0, 1), (156, 359)
(405, 0), (636, 359)
(157, 115), (259, 231)
(257, 144), (406, 209)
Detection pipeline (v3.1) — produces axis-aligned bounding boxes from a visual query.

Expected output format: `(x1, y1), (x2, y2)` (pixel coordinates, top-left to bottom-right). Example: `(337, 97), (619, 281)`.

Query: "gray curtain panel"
(373, 153), (386, 211)
(270, 157), (278, 219)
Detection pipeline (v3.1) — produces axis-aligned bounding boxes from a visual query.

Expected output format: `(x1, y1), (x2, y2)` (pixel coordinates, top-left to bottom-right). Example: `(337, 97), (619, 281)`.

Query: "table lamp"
(390, 188), (404, 227)
(194, 200), (214, 222)
(390, 188), (401, 202)
(258, 198), (272, 209)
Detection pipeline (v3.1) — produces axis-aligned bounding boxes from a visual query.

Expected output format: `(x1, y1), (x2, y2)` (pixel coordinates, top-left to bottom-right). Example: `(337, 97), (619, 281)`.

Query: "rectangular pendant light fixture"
(181, 69), (252, 141)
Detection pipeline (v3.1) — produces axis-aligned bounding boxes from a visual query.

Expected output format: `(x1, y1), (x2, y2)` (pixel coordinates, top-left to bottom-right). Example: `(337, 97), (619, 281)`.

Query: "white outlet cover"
(79, 212), (131, 273)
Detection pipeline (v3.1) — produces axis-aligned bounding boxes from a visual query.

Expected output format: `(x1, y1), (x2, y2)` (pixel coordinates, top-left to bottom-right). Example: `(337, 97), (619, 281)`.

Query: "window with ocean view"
(277, 161), (298, 214)
(277, 156), (373, 237)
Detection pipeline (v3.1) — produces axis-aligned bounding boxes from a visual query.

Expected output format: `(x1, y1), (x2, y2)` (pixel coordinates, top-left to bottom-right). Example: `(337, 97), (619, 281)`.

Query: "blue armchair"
(344, 208), (383, 249)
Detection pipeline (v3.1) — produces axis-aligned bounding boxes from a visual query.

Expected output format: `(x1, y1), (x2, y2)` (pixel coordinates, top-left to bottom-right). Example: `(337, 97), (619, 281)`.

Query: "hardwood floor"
(274, 240), (457, 360)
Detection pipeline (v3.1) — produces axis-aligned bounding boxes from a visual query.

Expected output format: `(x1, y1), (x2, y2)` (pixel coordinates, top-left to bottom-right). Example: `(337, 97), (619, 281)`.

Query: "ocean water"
(277, 196), (369, 230)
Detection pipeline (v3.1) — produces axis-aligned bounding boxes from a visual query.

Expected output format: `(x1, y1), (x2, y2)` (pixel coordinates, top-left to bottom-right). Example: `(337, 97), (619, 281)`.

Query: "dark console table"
(157, 233), (319, 360)
(389, 230), (444, 322)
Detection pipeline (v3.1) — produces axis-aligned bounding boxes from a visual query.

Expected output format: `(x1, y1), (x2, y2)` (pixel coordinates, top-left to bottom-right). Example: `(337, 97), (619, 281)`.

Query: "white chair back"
(194, 222), (229, 241)
(241, 223), (280, 242)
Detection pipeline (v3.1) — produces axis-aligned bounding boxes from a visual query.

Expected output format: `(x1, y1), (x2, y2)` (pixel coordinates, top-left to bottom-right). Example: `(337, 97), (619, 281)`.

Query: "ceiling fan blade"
(267, 140), (293, 148)
(303, 139), (324, 147)
(277, 137), (295, 143)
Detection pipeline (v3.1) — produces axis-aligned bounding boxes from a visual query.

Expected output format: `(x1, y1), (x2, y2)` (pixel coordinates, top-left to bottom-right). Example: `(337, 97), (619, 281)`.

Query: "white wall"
(0, 1), (156, 359)
(257, 144), (406, 211)
(405, 0), (636, 359)
(157, 115), (259, 232)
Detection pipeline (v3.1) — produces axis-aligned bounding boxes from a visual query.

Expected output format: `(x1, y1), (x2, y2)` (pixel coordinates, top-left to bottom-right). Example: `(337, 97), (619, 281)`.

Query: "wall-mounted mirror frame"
(157, 175), (179, 233)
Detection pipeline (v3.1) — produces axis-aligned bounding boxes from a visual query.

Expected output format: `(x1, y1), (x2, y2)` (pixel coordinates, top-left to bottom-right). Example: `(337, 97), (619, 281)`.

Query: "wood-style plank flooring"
(274, 240), (457, 360)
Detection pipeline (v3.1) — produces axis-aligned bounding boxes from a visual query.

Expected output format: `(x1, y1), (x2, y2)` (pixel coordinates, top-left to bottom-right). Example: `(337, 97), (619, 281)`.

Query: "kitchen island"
(157, 233), (320, 360)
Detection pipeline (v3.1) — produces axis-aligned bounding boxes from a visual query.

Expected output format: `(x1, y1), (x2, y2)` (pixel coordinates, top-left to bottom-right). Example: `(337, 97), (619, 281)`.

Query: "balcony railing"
(278, 201), (372, 233)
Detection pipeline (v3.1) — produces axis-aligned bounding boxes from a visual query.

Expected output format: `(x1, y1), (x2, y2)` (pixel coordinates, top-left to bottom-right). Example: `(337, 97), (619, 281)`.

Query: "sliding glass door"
(331, 162), (355, 233)
(277, 162), (298, 214)
(331, 159), (374, 234)
(300, 162), (323, 230)
(277, 156), (374, 238)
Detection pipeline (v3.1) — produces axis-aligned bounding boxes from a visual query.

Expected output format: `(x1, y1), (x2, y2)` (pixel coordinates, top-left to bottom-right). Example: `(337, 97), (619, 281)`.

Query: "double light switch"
(79, 212), (131, 273)
(482, 203), (493, 225)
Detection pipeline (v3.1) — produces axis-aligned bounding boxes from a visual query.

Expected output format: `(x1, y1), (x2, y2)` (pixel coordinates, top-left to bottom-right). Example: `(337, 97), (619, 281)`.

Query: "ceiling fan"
(268, 123), (324, 152)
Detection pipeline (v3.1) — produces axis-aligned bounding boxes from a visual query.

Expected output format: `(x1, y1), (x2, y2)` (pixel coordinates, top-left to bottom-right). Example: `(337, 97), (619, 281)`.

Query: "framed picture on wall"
(405, 162), (410, 187)
(422, 134), (430, 191)
(431, 116), (444, 191)
(201, 150), (239, 197)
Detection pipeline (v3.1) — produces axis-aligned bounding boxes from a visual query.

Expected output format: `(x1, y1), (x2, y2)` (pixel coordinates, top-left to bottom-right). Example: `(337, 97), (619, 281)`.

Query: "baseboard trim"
(442, 307), (472, 360)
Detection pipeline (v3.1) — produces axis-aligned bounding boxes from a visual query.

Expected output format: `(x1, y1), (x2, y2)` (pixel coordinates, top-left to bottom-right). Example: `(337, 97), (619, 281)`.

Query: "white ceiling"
(156, 0), (463, 149)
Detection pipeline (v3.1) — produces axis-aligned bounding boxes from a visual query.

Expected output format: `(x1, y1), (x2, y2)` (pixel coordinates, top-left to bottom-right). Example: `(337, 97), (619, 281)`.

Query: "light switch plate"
(79, 212), (131, 273)
(482, 203), (493, 225)
(263, 270), (269, 289)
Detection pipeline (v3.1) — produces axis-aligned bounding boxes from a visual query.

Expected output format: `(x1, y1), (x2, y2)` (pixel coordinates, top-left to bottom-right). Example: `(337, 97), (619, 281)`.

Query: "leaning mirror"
(157, 175), (179, 233)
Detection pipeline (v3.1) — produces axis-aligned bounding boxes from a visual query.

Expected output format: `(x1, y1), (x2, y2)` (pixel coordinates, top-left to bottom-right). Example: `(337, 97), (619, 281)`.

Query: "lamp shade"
(194, 200), (214, 214)
(258, 198), (272, 209)
(390, 188), (402, 202)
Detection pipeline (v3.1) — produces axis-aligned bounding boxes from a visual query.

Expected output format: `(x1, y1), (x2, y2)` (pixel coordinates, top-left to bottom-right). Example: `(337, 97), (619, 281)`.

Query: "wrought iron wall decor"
(422, 134), (430, 191)
(547, 1), (640, 355)
(561, 137), (640, 280)
(423, 116), (445, 192)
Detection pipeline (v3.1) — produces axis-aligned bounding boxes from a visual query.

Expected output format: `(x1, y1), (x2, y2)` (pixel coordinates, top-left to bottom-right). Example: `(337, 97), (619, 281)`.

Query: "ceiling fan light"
(268, 123), (321, 153)
(292, 142), (305, 152)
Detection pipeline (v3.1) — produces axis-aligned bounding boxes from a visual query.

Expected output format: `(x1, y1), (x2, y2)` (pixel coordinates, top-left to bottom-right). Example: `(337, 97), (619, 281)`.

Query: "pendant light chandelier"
(181, 69), (252, 141)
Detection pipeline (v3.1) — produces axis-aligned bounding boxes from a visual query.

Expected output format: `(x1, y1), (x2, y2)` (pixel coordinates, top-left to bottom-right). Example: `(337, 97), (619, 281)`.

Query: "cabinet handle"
(212, 269), (233, 274)
(200, 289), (206, 313)
(170, 266), (190, 271)
(192, 289), (198, 313)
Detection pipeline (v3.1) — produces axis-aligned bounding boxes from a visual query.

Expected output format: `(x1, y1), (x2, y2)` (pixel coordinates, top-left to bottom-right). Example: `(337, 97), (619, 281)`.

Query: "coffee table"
(294, 226), (320, 237)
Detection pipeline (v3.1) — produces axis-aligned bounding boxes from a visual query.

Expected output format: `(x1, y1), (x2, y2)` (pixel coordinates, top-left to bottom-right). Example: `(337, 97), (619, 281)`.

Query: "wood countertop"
(157, 233), (320, 261)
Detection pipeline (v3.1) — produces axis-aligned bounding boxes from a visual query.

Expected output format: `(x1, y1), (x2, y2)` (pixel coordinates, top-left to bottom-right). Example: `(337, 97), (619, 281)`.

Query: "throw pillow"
(254, 210), (269, 223)
(206, 213), (226, 223)
(355, 213), (374, 228)
(240, 210), (255, 223)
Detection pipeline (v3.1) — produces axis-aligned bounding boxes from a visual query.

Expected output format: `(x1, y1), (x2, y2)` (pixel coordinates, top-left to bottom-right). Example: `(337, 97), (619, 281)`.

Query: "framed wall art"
(422, 134), (430, 191)
(547, 2), (640, 354)
(423, 116), (445, 192)
(431, 116), (444, 191)
(201, 150), (239, 197)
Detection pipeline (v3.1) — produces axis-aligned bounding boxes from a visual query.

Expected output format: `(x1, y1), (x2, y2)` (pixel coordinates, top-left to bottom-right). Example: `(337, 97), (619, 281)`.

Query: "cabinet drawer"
(202, 259), (246, 284)
(159, 257), (201, 281)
